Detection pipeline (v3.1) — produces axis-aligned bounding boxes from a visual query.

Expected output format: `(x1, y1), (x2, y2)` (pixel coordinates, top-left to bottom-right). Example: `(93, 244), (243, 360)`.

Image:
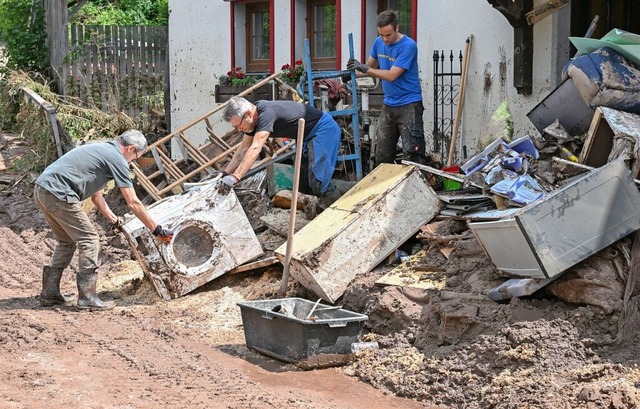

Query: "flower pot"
(214, 84), (273, 103)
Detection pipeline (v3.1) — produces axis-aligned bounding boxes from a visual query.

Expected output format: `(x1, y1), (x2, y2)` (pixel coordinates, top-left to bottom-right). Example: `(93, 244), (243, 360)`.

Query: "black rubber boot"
(318, 185), (343, 212)
(76, 269), (115, 311)
(40, 266), (76, 306)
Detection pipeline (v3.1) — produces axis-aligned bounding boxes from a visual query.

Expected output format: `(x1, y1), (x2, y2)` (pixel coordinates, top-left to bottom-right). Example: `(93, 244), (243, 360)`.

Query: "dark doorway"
(571, 0), (639, 39)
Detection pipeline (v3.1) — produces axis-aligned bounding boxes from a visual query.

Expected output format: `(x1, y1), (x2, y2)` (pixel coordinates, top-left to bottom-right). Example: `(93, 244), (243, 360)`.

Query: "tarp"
(563, 47), (640, 113)
(570, 28), (640, 66)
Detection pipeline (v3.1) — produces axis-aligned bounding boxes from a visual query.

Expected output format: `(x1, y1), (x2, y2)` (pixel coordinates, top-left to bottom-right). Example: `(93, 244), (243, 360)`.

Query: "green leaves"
(0, 0), (48, 72)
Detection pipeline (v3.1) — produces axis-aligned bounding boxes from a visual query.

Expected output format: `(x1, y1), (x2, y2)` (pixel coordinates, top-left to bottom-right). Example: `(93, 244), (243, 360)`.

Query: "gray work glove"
(152, 225), (173, 243)
(347, 58), (369, 73)
(221, 174), (240, 187)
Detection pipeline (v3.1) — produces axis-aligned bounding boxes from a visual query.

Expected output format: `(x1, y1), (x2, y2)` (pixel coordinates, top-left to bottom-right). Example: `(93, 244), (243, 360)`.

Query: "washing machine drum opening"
(172, 225), (217, 268)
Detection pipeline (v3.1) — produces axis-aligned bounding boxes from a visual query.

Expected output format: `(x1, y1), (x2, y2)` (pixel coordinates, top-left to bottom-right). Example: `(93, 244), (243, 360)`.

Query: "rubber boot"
(318, 185), (343, 212)
(40, 266), (76, 306)
(76, 269), (115, 310)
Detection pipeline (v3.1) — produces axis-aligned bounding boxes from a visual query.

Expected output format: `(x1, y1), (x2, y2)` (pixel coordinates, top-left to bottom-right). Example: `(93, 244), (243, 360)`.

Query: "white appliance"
(122, 180), (263, 300)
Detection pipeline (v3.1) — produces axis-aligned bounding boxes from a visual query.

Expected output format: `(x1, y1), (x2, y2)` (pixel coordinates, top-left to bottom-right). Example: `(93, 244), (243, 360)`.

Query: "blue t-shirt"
(370, 35), (423, 106)
(36, 140), (133, 203)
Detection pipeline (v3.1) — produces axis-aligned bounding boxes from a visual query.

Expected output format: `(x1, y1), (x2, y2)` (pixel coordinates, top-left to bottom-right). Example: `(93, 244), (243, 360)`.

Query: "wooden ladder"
(133, 72), (283, 201)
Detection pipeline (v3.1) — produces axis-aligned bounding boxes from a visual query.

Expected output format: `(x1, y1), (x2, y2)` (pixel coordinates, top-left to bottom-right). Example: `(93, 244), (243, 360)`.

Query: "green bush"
(0, 0), (48, 73)
(71, 0), (169, 25)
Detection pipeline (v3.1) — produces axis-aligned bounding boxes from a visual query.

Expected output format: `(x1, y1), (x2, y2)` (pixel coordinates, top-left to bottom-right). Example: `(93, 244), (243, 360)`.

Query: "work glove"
(111, 216), (124, 233)
(201, 169), (228, 182)
(152, 224), (174, 243)
(347, 58), (369, 73)
(221, 174), (240, 187)
(340, 73), (352, 83)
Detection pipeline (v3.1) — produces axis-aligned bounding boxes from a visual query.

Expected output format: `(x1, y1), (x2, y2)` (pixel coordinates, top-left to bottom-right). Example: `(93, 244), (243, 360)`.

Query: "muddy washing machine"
(122, 180), (264, 300)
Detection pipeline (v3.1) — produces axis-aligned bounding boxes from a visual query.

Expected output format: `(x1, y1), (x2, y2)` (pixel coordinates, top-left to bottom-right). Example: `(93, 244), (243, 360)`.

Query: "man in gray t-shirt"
(34, 130), (172, 310)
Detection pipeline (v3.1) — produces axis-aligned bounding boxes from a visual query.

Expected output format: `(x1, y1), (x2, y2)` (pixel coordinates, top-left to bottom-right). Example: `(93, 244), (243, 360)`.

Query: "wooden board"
(580, 107), (640, 177)
(229, 256), (280, 274)
(375, 250), (446, 290)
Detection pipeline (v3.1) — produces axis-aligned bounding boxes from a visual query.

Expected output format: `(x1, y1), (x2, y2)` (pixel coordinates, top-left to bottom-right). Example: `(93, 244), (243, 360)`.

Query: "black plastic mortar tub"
(237, 297), (368, 368)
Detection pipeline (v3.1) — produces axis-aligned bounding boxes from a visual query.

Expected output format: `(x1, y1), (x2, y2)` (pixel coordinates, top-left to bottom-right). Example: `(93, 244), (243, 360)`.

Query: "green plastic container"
(442, 166), (462, 191)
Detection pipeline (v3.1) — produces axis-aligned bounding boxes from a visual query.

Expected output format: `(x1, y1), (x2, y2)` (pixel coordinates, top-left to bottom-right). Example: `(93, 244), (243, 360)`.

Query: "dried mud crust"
(340, 234), (640, 408)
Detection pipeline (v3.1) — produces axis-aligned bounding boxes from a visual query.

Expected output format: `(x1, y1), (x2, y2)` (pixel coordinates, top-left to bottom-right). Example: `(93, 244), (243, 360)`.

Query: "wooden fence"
(65, 25), (168, 124)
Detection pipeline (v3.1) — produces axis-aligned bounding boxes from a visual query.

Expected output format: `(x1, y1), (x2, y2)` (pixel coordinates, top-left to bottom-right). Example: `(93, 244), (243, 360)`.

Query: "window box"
(214, 84), (273, 103)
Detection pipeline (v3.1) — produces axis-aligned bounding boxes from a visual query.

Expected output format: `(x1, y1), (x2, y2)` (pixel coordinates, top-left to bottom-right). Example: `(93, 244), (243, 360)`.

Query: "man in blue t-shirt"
(348, 10), (426, 165)
(34, 130), (173, 310)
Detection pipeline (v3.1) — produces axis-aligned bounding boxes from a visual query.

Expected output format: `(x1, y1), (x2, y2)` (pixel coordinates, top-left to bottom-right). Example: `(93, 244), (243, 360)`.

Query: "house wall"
(411, 0), (571, 158)
(168, 0), (230, 142)
(168, 0), (571, 156)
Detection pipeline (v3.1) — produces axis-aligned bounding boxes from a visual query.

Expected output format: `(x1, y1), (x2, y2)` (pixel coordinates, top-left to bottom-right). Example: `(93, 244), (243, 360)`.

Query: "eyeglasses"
(232, 112), (250, 130)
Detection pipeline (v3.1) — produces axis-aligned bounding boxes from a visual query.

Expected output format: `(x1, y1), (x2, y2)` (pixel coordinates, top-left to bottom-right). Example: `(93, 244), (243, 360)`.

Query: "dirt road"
(0, 191), (429, 408)
(0, 131), (432, 408)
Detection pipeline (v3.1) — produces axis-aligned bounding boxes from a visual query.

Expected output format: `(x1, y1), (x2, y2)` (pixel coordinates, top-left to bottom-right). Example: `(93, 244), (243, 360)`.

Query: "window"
(246, 2), (270, 73)
(377, 0), (414, 38)
(308, 0), (336, 70)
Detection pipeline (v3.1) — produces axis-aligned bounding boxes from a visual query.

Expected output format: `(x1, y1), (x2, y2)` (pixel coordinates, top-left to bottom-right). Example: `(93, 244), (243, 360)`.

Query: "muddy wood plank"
(228, 256), (280, 274)
(275, 164), (442, 303)
(580, 107), (609, 167)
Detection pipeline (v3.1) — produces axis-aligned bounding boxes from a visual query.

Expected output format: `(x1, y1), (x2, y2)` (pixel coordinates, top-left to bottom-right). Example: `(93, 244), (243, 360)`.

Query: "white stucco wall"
(414, 0), (570, 159)
(273, 0), (292, 69)
(168, 0), (230, 145)
(168, 0), (570, 159)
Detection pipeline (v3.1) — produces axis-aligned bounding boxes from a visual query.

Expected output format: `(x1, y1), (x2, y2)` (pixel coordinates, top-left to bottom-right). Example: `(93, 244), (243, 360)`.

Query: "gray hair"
(117, 129), (147, 152)
(223, 97), (254, 122)
(377, 10), (398, 28)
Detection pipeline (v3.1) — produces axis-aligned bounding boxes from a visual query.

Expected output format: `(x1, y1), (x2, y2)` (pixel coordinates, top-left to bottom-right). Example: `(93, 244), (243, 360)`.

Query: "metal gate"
(432, 50), (463, 162)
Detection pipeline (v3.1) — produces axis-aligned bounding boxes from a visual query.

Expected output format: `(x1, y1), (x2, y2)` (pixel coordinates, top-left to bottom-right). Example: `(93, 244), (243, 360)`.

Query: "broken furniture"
(527, 78), (595, 136)
(274, 163), (442, 303)
(121, 180), (263, 300)
(469, 159), (640, 279)
(237, 297), (368, 368)
(580, 106), (640, 177)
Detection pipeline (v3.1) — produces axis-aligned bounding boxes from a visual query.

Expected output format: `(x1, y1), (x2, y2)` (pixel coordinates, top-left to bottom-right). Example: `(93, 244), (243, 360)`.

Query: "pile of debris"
(389, 28), (640, 308)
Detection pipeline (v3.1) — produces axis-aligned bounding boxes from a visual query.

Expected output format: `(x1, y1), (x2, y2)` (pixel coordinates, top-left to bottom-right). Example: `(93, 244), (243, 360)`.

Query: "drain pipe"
(278, 118), (306, 297)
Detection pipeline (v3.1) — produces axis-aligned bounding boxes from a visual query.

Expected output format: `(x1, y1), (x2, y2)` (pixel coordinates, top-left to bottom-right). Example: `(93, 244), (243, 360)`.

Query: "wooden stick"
(447, 35), (473, 167)
(278, 118), (305, 297)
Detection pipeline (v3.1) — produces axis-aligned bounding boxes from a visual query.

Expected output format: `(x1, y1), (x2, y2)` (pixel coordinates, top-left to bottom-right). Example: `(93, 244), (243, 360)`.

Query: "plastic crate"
(237, 298), (368, 367)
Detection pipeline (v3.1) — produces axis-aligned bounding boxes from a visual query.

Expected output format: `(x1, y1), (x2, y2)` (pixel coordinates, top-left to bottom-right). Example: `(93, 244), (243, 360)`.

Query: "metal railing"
(432, 50), (462, 161)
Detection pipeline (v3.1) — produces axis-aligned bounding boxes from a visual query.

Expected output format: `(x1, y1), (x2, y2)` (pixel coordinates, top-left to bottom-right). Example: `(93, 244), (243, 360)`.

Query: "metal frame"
(300, 33), (363, 180)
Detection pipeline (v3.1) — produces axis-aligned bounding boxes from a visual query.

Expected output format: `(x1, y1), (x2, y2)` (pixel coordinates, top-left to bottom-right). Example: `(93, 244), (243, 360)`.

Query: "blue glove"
(152, 225), (173, 243)
(347, 58), (368, 73)
(221, 174), (240, 187)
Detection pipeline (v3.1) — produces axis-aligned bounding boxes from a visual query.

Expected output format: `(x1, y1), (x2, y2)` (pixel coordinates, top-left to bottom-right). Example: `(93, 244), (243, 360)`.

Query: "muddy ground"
(2, 130), (640, 408)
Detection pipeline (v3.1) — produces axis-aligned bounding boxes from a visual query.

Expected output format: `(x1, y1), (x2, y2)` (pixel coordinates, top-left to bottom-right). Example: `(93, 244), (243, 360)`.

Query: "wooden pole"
(278, 118), (306, 297)
(447, 35), (473, 167)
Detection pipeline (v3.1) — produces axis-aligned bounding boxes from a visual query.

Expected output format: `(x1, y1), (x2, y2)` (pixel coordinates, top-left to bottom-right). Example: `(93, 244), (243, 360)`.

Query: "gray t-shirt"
(36, 140), (133, 203)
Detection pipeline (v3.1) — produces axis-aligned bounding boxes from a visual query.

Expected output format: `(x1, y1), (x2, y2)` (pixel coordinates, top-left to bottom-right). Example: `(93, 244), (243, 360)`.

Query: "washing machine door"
(160, 219), (223, 277)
